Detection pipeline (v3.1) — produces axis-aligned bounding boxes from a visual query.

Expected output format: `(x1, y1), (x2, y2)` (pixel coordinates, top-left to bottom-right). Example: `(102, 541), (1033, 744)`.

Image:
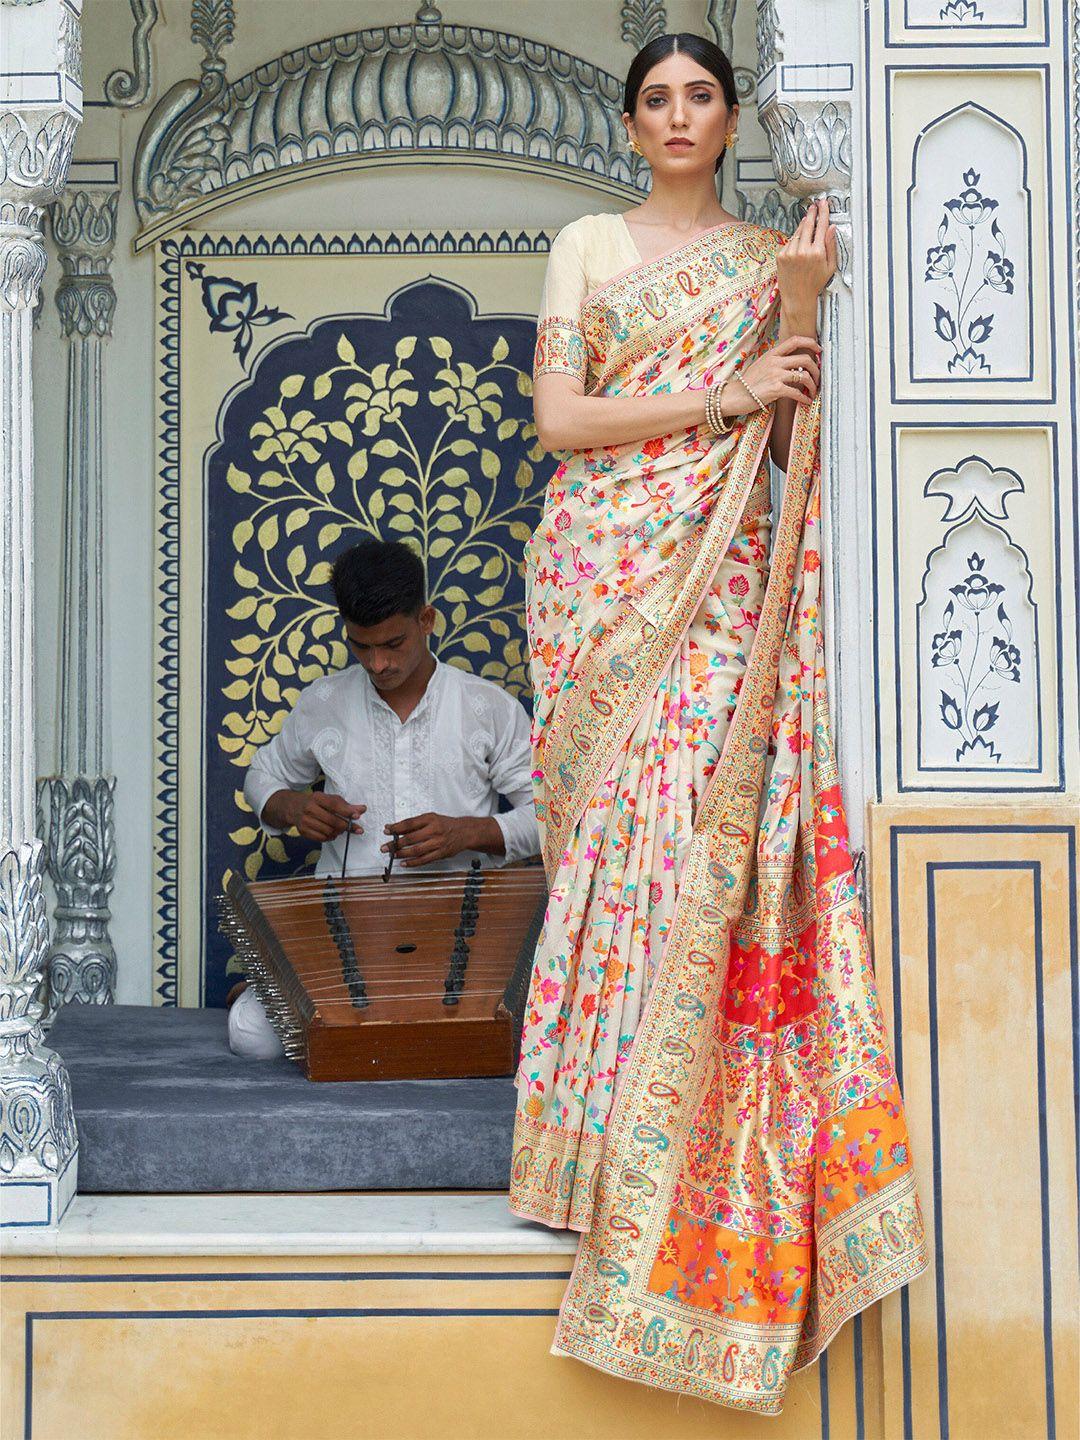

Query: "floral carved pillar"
(755, 0), (875, 862)
(38, 184), (118, 1008)
(0, 0), (82, 1225)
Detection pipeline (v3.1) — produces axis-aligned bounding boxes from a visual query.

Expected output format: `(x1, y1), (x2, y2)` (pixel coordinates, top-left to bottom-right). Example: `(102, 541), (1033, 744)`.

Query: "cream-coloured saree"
(510, 213), (927, 1413)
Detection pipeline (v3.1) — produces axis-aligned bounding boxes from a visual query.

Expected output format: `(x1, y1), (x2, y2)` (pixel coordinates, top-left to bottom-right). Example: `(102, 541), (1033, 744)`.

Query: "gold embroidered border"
(554, 1173), (927, 1414)
(582, 223), (781, 326)
(794, 1169), (925, 1371)
(534, 314), (588, 386)
(583, 237), (784, 398)
(689, 399), (822, 866)
(509, 1113), (606, 1232)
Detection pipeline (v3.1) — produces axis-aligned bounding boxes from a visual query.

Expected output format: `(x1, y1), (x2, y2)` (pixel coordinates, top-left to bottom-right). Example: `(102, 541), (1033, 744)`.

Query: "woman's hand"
(729, 335), (822, 410)
(776, 197), (838, 312)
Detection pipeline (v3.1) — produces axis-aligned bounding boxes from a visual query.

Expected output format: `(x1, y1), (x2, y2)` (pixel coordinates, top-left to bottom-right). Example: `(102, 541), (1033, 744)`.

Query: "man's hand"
(382, 813), (504, 868)
(262, 788), (365, 842)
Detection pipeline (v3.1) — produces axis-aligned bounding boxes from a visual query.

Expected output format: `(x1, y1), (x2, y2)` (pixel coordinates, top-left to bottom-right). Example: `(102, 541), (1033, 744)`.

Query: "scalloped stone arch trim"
(132, 16), (646, 250)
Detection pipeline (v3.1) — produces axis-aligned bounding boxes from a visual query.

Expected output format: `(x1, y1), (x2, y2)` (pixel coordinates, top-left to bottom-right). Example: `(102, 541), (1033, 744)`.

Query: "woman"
(510, 33), (928, 1415)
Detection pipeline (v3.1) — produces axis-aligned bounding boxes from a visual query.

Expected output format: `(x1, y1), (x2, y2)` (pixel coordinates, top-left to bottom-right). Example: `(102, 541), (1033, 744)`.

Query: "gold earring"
(725, 131), (738, 150)
(629, 138), (643, 156)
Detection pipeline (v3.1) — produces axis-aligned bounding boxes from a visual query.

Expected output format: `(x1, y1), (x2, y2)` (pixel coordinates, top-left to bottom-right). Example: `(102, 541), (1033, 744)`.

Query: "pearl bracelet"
(736, 371), (767, 411)
(704, 378), (732, 436)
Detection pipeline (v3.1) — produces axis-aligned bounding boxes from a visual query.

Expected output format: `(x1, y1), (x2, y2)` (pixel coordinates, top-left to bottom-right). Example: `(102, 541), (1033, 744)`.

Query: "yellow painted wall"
(870, 803), (1078, 1440)
(3, 1253), (883, 1440)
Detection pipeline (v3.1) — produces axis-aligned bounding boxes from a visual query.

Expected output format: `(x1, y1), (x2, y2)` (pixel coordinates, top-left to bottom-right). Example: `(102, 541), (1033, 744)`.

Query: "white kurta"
(243, 657), (540, 876)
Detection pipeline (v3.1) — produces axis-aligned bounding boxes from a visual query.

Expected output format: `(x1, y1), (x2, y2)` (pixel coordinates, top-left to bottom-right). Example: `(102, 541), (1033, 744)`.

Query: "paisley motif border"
(509, 1120), (606, 1231)
(582, 224), (786, 393)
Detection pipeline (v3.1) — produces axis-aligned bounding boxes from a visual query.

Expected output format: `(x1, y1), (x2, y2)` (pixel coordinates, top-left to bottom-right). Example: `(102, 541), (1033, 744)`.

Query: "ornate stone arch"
(132, 6), (647, 250)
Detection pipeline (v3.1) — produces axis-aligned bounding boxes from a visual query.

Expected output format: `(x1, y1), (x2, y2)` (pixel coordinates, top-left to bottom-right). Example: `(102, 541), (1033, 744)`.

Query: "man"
(228, 538), (540, 1059)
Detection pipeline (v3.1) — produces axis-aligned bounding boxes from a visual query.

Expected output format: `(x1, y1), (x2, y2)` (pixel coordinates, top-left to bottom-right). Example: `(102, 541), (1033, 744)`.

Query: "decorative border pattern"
(153, 241), (181, 1003)
(152, 227), (554, 1004)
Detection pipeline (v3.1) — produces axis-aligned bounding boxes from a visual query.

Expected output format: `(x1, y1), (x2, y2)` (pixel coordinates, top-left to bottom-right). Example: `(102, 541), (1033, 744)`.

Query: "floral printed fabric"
(514, 220), (787, 1226)
(510, 216), (927, 1413)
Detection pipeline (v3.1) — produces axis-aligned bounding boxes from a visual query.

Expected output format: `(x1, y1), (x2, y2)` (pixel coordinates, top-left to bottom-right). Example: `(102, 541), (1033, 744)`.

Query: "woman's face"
(623, 52), (736, 175)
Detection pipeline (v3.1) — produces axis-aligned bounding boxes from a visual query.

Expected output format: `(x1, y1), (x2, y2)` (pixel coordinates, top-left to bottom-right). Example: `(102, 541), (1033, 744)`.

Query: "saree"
(510, 214), (928, 1414)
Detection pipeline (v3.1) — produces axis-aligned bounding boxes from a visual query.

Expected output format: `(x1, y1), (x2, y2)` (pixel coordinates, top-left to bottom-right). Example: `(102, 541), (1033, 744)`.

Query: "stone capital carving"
(0, 111), (79, 202)
(51, 186), (118, 336)
(755, 0), (854, 288)
(51, 182), (117, 254)
(0, 199), (46, 310)
(38, 777), (117, 1006)
(759, 98), (851, 195)
(0, 0), (82, 315)
(54, 273), (114, 336)
(0, 112), (79, 309)
(0, 841), (79, 1184)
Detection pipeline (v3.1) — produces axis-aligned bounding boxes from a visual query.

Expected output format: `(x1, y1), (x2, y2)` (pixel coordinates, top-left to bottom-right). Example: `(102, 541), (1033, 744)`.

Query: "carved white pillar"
(0, 0), (82, 1227)
(755, 0), (874, 866)
(39, 185), (118, 1008)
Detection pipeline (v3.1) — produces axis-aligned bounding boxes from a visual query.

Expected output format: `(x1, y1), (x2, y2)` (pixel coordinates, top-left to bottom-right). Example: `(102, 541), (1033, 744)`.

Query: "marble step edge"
(0, 1191), (581, 1258)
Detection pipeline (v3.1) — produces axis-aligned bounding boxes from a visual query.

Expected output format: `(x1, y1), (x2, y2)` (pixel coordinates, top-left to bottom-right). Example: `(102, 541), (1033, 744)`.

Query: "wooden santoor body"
(220, 865), (548, 1081)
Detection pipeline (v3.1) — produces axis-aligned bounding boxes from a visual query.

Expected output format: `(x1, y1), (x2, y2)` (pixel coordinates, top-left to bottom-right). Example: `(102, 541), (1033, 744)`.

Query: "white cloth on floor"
(243, 657), (539, 876)
(227, 984), (285, 1060)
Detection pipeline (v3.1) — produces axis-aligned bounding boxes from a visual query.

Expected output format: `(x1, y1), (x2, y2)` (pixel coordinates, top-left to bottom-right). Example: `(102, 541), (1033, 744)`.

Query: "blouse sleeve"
(534, 224), (589, 387)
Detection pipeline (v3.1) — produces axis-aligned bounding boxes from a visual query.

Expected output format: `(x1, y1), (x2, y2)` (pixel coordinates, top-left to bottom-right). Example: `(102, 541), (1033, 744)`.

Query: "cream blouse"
(533, 212), (643, 393)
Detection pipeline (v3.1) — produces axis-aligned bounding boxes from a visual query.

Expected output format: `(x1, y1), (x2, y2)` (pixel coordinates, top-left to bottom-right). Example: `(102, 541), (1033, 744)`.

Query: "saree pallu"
(512, 223), (928, 1413)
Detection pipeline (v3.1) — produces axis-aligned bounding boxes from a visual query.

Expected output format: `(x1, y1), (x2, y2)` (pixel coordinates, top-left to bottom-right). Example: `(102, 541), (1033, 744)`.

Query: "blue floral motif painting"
(924, 169), (1013, 376)
(186, 260), (292, 365)
(937, 1), (983, 19)
(916, 457), (1040, 775)
(929, 549), (1020, 762)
